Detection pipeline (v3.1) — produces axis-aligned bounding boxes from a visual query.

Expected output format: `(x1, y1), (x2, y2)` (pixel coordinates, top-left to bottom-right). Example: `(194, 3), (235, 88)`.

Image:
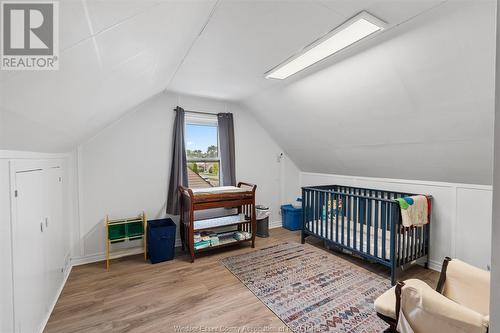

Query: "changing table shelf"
(194, 214), (251, 231)
(195, 238), (251, 253)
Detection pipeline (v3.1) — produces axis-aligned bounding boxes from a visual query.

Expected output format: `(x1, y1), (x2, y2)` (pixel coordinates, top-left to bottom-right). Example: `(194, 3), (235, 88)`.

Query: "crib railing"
(301, 185), (430, 284)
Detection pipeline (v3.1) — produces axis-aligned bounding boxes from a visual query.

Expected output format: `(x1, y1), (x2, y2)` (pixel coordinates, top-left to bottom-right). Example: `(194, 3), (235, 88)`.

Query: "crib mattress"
(306, 220), (393, 260)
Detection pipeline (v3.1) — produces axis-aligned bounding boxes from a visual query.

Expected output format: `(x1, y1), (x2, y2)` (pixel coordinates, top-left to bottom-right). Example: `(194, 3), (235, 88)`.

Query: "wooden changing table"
(179, 182), (257, 262)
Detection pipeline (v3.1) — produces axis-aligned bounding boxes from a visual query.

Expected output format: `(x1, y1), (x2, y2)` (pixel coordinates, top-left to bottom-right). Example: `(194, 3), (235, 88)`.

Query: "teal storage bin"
(281, 204), (302, 231)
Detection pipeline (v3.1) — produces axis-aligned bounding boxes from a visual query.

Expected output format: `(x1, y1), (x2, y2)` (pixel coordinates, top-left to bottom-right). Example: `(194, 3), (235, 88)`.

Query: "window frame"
(184, 113), (220, 187)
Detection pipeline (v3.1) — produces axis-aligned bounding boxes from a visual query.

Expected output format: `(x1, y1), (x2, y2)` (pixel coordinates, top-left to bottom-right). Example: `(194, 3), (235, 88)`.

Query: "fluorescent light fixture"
(265, 11), (387, 80)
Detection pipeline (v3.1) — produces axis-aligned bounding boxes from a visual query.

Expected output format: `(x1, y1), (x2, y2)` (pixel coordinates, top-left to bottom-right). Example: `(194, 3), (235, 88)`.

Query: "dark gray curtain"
(218, 113), (236, 186)
(166, 106), (188, 215)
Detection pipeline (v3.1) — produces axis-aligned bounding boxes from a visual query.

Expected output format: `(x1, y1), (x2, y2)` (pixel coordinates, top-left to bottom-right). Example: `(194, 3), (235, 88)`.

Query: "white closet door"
(45, 166), (64, 302)
(13, 168), (47, 333)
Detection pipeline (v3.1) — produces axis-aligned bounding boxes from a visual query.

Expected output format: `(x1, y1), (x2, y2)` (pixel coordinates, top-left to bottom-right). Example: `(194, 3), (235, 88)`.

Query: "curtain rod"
(173, 107), (219, 116)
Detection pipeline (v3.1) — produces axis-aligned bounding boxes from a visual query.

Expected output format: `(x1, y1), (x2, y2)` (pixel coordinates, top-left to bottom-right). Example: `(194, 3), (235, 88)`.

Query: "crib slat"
(318, 192), (321, 237)
(347, 190), (351, 248)
(312, 190), (316, 233)
(374, 196), (379, 258)
(331, 192), (335, 241)
(367, 195), (372, 256)
(316, 191), (320, 237)
(312, 190), (317, 235)
(406, 227), (410, 263)
(402, 227), (407, 265)
(320, 192), (324, 238)
(308, 189), (312, 232)
(408, 227), (412, 263)
(353, 194), (358, 250)
(417, 226), (421, 259)
(319, 192), (323, 237)
(407, 227), (412, 262)
(333, 193), (338, 242)
(415, 226), (419, 259)
(395, 194), (401, 266)
(308, 190), (312, 232)
(397, 202), (401, 266)
(341, 191), (345, 246)
(408, 228), (415, 262)
(327, 192), (330, 240)
(401, 226), (405, 265)
(317, 191), (321, 236)
(327, 192), (332, 240)
(419, 226), (423, 258)
(381, 199), (387, 261)
(358, 193), (366, 252)
(323, 192), (327, 239)
(305, 190), (309, 231)
(411, 227), (416, 261)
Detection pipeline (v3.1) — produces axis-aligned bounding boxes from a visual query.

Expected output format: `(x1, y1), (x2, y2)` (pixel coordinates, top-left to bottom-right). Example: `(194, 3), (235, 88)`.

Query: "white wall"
(74, 91), (300, 260)
(300, 172), (493, 272)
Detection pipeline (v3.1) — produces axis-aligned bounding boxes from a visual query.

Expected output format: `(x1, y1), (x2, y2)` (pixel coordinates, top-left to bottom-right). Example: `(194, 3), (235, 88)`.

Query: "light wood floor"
(45, 228), (439, 333)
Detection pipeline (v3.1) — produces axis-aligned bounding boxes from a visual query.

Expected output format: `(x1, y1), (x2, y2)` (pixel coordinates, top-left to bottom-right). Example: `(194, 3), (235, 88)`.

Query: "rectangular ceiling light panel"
(266, 11), (386, 80)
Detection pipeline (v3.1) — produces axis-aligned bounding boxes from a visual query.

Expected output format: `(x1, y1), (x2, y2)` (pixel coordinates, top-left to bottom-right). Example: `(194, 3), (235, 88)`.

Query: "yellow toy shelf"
(105, 212), (147, 270)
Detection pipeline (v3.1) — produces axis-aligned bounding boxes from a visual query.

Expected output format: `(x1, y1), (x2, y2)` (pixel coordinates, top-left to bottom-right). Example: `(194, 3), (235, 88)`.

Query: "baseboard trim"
(71, 225), (285, 267)
(38, 264), (72, 333)
(71, 252), (106, 266)
(71, 239), (185, 266)
(428, 259), (442, 272)
(269, 220), (282, 229)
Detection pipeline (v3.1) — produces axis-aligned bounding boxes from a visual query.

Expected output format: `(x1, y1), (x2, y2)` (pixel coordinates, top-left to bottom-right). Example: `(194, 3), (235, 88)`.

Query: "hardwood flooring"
(45, 228), (439, 333)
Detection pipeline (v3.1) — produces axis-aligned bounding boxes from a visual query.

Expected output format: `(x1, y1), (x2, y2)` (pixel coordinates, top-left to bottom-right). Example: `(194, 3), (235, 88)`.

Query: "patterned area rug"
(221, 242), (390, 333)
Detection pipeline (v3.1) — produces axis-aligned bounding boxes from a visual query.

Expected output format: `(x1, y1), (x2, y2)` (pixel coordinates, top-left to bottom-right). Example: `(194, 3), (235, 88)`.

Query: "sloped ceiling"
(168, 0), (447, 100)
(0, 0), (217, 151)
(0, 0), (496, 184)
(240, 0), (496, 184)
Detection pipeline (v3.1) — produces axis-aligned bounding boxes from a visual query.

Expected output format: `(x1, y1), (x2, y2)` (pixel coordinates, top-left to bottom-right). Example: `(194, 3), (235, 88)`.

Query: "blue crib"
(301, 185), (431, 285)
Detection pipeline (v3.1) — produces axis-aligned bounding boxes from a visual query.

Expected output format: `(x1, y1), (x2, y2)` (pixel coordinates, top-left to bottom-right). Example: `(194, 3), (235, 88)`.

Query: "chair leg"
(377, 314), (398, 333)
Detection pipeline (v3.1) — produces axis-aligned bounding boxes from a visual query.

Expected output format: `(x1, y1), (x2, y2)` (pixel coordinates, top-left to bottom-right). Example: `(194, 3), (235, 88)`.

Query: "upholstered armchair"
(374, 257), (490, 333)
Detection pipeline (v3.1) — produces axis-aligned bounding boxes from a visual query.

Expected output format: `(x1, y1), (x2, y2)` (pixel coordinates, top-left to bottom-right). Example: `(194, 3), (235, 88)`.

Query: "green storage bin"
(108, 223), (126, 241)
(127, 221), (144, 238)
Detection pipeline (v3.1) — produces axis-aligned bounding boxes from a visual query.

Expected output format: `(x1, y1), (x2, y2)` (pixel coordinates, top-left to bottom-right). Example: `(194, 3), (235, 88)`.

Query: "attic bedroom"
(0, 0), (499, 332)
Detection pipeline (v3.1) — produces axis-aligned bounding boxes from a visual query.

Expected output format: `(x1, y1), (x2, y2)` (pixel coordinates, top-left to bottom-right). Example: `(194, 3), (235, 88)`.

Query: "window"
(185, 113), (220, 188)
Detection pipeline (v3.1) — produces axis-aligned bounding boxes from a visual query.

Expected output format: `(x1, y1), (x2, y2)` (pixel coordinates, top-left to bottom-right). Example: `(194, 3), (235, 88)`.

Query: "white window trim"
(185, 112), (221, 187)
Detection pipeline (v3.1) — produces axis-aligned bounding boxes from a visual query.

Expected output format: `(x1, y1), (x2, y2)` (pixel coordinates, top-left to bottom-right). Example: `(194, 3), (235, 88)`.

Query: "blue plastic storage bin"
(281, 204), (302, 231)
(147, 218), (176, 264)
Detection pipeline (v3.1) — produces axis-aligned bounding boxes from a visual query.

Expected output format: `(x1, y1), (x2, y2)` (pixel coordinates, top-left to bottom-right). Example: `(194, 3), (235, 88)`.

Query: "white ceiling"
(1, 0), (446, 152)
(1, 0), (217, 151)
(168, 0), (446, 100)
(0, 0), (496, 184)
(242, 0), (496, 184)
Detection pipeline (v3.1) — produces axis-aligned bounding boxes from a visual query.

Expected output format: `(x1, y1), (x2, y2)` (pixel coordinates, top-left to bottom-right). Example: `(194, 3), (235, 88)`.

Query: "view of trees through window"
(185, 124), (220, 187)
